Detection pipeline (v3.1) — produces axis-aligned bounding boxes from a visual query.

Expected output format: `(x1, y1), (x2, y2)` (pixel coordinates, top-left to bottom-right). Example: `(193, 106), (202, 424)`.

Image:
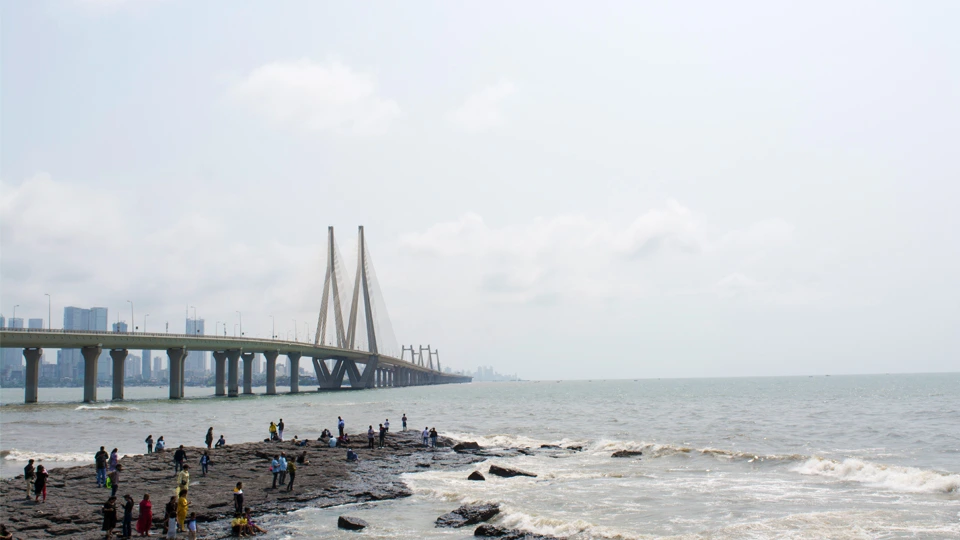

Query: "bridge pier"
(213, 351), (227, 396)
(23, 348), (42, 404)
(110, 349), (128, 400)
(241, 352), (255, 394)
(167, 347), (187, 399)
(82, 345), (102, 403)
(264, 351), (279, 395)
(227, 349), (241, 397)
(287, 352), (301, 393)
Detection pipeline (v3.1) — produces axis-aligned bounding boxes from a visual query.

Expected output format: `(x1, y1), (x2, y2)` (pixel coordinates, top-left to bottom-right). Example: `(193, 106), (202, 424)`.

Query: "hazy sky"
(2, 0), (958, 379)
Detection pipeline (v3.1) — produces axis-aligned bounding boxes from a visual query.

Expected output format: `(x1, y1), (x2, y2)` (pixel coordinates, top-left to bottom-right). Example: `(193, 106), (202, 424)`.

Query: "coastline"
(0, 431), (485, 539)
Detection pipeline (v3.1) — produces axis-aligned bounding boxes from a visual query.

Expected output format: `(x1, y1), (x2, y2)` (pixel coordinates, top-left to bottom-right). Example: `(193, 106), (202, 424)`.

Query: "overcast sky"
(2, 0), (958, 379)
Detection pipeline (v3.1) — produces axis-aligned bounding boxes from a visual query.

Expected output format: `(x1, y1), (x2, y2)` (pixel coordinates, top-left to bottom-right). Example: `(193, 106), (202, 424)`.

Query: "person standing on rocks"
(23, 459), (35, 500)
(176, 490), (189, 533)
(102, 496), (118, 540)
(378, 423), (386, 448)
(269, 421), (278, 441)
(270, 455), (280, 488)
(121, 494), (134, 539)
(108, 464), (122, 498)
(175, 465), (190, 497)
(136, 494), (152, 537)
(402, 413), (407, 431)
(429, 427), (438, 448)
(422, 427), (429, 447)
(233, 482), (244, 514)
(96, 446), (109, 487)
(109, 448), (119, 472)
(286, 459), (297, 491)
(186, 512), (198, 540)
(384, 418), (390, 432)
(278, 453), (288, 485)
(33, 465), (48, 503)
(145, 435), (154, 454)
(338, 416), (345, 437)
(205, 427), (214, 449)
(173, 445), (187, 474)
(278, 418), (285, 441)
(200, 451), (211, 476)
(367, 425), (375, 449)
(163, 496), (176, 538)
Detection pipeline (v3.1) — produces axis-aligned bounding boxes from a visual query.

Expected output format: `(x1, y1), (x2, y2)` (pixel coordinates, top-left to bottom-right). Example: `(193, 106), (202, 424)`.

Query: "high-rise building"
(125, 355), (142, 379)
(60, 306), (109, 382)
(113, 321), (128, 333)
(153, 356), (162, 376)
(142, 349), (152, 380)
(28, 318), (44, 329)
(185, 318), (206, 376)
(2, 318), (24, 376)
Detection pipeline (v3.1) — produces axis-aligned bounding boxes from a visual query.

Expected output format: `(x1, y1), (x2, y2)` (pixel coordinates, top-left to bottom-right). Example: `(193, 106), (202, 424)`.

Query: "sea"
(1, 374), (958, 539)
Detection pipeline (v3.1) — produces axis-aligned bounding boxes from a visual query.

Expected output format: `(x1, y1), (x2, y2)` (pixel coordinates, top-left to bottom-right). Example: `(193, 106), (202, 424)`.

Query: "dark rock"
(436, 503), (500, 527)
(475, 523), (564, 539)
(338, 516), (369, 530)
(565, 445), (583, 452)
(539, 444), (561, 449)
(416, 463), (431, 468)
(517, 448), (535, 456)
(467, 471), (486, 481)
(611, 450), (643, 458)
(488, 464), (537, 478)
(453, 441), (483, 452)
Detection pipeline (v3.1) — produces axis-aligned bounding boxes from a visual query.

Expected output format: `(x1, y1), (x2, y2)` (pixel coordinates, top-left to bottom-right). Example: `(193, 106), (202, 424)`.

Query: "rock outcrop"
(338, 516), (368, 530)
(467, 471), (486, 481)
(474, 523), (564, 539)
(453, 441), (482, 452)
(488, 464), (537, 478)
(611, 450), (643, 458)
(436, 503), (500, 527)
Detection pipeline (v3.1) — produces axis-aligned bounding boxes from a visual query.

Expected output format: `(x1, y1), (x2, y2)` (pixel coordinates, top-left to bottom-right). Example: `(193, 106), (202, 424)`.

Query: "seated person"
(328, 437), (337, 448)
(215, 435), (226, 449)
(243, 508), (266, 535)
(346, 449), (359, 462)
(291, 436), (299, 445)
(296, 451), (309, 465)
(231, 513), (248, 537)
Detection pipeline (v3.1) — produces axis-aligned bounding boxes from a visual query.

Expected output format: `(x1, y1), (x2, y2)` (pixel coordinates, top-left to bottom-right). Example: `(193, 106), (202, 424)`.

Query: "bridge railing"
(0, 328), (446, 373)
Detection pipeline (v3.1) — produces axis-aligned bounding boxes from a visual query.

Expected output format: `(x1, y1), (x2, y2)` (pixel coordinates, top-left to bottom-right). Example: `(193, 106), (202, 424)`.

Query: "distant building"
(142, 349), (152, 380)
(125, 355), (142, 379)
(1, 317), (24, 376)
(60, 306), (109, 382)
(185, 318), (206, 376)
(153, 356), (162, 375)
(28, 318), (44, 329)
(113, 321), (128, 333)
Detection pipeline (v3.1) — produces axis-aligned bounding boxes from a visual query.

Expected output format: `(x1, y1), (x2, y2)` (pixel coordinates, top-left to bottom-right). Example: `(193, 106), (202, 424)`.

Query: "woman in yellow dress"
(176, 490), (189, 532)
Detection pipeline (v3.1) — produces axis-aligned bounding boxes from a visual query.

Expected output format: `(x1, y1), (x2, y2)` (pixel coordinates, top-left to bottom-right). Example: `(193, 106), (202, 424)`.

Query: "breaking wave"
(75, 404), (139, 411)
(1, 448), (93, 464)
(794, 457), (960, 494)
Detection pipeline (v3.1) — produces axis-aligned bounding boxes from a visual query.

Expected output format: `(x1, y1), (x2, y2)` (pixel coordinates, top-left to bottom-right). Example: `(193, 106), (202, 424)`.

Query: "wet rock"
(488, 464), (537, 478)
(517, 448), (535, 456)
(338, 516), (368, 530)
(539, 444), (561, 449)
(467, 471), (486, 481)
(565, 445), (583, 452)
(611, 450), (643, 458)
(475, 523), (564, 539)
(436, 503), (500, 527)
(453, 441), (482, 452)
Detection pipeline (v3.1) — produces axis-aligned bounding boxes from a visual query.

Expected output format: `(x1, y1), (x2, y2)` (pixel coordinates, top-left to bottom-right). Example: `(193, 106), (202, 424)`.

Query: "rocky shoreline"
(0, 431), (485, 539)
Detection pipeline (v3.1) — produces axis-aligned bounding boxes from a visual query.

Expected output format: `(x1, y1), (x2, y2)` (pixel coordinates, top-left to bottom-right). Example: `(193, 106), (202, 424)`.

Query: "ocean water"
(2, 374), (958, 538)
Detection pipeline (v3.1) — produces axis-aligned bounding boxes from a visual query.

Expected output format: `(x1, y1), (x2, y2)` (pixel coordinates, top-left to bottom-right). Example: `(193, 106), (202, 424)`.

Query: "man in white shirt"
(422, 428), (429, 447)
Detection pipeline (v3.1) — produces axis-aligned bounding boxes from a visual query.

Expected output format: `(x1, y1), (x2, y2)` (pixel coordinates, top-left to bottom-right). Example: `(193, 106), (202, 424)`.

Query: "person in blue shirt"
(270, 455), (280, 489)
(199, 452), (211, 476)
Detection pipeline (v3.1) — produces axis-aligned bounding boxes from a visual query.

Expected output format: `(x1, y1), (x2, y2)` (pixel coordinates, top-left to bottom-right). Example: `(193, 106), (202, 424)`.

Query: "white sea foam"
(74, 404), (139, 411)
(794, 457), (960, 494)
(1, 448), (93, 463)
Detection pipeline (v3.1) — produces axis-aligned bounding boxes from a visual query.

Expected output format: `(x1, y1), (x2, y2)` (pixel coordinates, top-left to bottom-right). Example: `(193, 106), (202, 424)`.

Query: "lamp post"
(292, 319), (297, 341)
(236, 311), (242, 336)
(127, 300), (134, 333)
(44, 294), (51, 330)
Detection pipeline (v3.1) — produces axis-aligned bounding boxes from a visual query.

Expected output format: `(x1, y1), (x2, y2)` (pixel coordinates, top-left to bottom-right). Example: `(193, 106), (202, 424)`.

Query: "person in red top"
(136, 494), (153, 537)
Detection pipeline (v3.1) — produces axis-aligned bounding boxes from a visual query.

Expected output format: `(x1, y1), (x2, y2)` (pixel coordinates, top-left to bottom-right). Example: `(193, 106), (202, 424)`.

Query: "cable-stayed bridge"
(0, 226), (470, 404)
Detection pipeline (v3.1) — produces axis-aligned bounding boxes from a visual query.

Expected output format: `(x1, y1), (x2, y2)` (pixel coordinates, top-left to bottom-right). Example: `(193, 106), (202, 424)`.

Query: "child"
(186, 512), (198, 540)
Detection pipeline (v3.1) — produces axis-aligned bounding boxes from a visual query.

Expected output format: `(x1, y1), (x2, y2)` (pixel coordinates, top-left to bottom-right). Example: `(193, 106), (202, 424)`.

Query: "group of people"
(267, 419), (285, 441)
(366, 419), (392, 449)
(101, 493), (159, 539)
(22, 459), (48, 503)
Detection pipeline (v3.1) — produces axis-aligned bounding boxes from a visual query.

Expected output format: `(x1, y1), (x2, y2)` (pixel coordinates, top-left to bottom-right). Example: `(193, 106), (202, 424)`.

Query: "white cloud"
(399, 202), (799, 305)
(228, 58), (400, 135)
(447, 80), (516, 132)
